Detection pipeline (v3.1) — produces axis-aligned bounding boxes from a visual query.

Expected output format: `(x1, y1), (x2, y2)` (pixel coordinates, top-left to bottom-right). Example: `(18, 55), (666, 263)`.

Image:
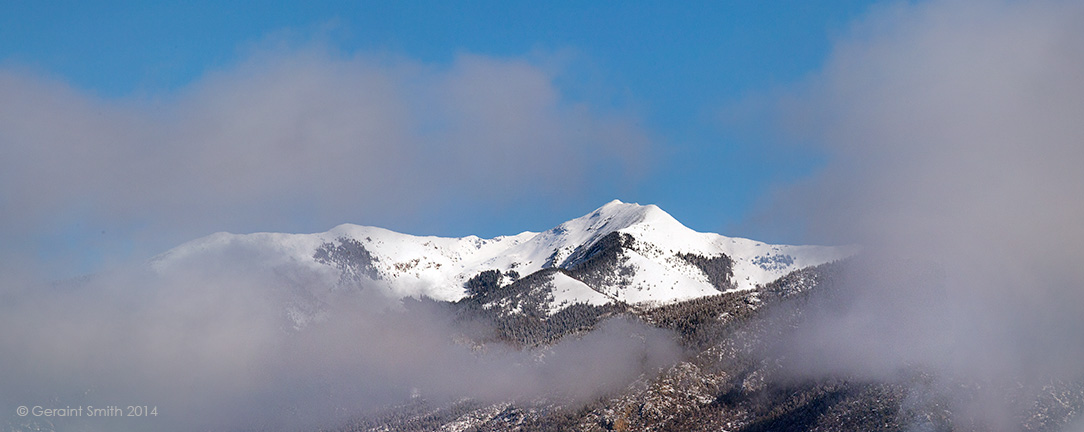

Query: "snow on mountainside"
(151, 200), (854, 321)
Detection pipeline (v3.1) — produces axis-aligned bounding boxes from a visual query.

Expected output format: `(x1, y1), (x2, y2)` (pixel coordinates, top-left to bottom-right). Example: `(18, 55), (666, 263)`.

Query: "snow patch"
(547, 272), (612, 315)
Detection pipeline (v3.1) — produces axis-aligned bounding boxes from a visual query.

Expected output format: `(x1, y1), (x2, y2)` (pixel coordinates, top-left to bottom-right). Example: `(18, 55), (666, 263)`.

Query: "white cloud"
(760, 0), (1084, 427)
(0, 46), (651, 275)
(0, 256), (680, 431)
(0, 45), (663, 431)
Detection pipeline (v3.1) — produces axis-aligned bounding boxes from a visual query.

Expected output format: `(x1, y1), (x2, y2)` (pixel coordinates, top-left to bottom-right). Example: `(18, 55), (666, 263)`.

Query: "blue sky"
(1, 1), (882, 276)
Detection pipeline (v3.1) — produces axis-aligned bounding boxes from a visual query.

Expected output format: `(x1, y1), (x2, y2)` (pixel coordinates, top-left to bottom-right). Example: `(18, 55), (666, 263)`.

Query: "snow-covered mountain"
(151, 200), (853, 323)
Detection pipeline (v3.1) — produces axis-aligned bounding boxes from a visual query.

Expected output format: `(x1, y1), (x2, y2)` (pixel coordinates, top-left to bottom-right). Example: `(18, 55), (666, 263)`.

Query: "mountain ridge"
(150, 200), (855, 326)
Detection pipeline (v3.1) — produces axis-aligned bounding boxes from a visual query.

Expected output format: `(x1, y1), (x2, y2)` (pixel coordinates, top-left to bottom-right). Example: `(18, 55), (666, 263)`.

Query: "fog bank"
(0, 251), (680, 431)
(760, 0), (1084, 429)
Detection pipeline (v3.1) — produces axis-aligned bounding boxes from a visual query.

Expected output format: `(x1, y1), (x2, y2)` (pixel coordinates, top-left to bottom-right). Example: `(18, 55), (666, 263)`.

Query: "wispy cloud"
(759, 0), (1084, 428)
(0, 43), (663, 431)
(0, 45), (650, 277)
(0, 245), (680, 431)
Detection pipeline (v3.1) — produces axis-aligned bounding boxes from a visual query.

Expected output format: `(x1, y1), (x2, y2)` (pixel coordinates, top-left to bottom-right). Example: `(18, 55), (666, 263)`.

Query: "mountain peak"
(593, 198), (652, 217)
(498, 200), (700, 275)
(578, 200), (688, 237)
